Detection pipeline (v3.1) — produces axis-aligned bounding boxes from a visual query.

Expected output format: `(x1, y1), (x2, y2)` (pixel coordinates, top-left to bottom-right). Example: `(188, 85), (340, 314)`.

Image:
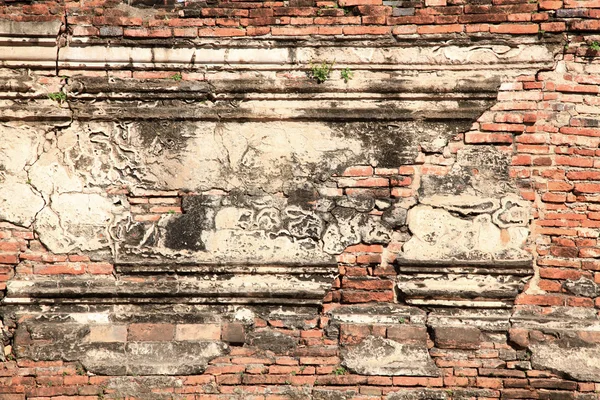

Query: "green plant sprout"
(308, 60), (335, 84)
(171, 72), (183, 81)
(590, 41), (600, 52)
(340, 67), (354, 83)
(47, 91), (67, 103)
(333, 366), (347, 376)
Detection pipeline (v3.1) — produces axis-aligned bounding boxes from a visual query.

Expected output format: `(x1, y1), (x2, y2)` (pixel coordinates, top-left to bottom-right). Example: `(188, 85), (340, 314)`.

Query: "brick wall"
(0, 0), (597, 37)
(2, 0), (600, 399)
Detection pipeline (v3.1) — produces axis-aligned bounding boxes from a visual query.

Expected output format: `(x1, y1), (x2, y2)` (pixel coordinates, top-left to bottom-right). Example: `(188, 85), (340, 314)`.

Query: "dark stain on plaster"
(164, 196), (213, 251)
(136, 120), (192, 152)
(328, 120), (473, 168)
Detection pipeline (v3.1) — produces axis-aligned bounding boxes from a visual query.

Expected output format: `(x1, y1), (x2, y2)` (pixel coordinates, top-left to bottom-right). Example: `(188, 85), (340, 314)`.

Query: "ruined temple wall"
(1, 1), (600, 399)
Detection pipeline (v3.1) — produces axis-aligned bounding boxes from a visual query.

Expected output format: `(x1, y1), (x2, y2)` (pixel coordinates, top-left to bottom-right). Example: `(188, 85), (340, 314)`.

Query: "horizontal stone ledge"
(0, 106), (485, 123)
(0, 108), (72, 123)
(0, 37), (58, 47)
(60, 102), (491, 122)
(406, 299), (514, 308)
(0, 86), (501, 100)
(61, 74), (504, 95)
(7, 92), (496, 103)
(71, 34), (559, 49)
(1, 302), (319, 322)
(3, 296), (326, 306)
(5, 276), (333, 302)
(52, 42), (557, 68)
(395, 258), (533, 268)
(59, 88), (501, 100)
(115, 263), (337, 275)
(399, 288), (523, 300)
(396, 266), (533, 276)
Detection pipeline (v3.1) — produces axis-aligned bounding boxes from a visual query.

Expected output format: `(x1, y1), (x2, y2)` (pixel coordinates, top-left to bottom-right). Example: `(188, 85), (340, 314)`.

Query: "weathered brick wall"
(1, 0), (600, 399)
(0, 0), (596, 36)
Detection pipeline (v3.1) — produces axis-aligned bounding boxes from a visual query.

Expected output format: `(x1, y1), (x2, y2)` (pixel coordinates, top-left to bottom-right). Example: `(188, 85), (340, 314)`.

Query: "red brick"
(393, 25), (418, 34)
(87, 262), (113, 274)
(477, 377), (503, 389)
(540, 268), (588, 280)
(341, 277), (393, 290)
(124, 28), (172, 38)
(128, 323), (174, 341)
(204, 365), (246, 375)
(541, 192), (566, 203)
(314, 16), (360, 24)
(198, 27), (246, 36)
(481, 123), (525, 132)
(299, 356), (340, 365)
(63, 375), (89, 385)
(387, 325), (428, 343)
(34, 263), (85, 275)
(576, 183), (600, 194)
(317, 26), (343, 35)
(272, 26), (319, 35)
(556, 156), (594, 168)
(515, 294), (563, 306)
(339, 0), (382, 5)
(392, 376), (429, 386)
(342, 26), (390, 34)
(221, 323), (246, 344)
(340, 324), (370, 344)
(571, 20), (600, 31)
(174, 28), (198, 37)
(175, 324), (221, 341)
(247, 26), (271, 35)
(541, 21), (565, 32)
(72, 26), (99, 36)
(465, 132), (513, 143)
(356, 5), (392, 15)
(337, 177), (388, 187)
(567, 170), (600, 180)
(490, 23), (539, 34)
(0, 253), (18, 264)
(416, 24), (463, 34)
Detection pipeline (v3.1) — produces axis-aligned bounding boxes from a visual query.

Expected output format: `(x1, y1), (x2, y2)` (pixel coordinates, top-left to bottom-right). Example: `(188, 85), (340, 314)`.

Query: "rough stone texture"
(0, 178), (45, 228)
(401, 204), (530, 262)
(341, 335), (439, 376)
(530, 342), (600, 383)
(386, 390), (448, 400)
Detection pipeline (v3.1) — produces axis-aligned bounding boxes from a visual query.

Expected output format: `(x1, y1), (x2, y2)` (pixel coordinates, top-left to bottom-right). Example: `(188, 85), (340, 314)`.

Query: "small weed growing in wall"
(340, 67), (354, 83)
(590, 41), (600, 52)
(171, 72), (183, 81)
(333, 366), (347, 376)
(47, 91), (67, 103)
(398, 317), (406, 324)
(308, 60), (335, 84)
